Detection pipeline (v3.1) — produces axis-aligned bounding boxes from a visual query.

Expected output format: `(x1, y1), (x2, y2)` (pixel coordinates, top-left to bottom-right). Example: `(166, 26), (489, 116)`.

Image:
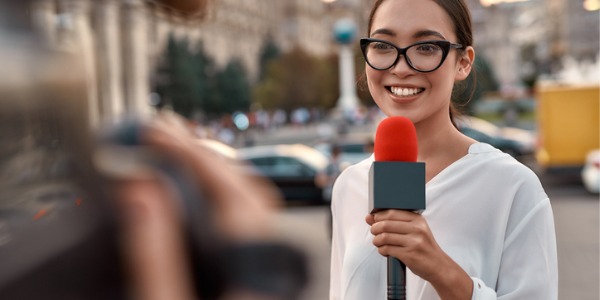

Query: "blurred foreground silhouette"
(0, 2), (307, 300)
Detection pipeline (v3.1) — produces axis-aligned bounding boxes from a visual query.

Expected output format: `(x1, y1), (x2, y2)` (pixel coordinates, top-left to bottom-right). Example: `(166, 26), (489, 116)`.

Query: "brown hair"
(365, 0), (474, 127)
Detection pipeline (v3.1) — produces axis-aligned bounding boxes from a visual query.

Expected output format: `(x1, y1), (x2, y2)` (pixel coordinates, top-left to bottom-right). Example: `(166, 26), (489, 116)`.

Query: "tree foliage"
(154, 36), (201, 118)
(452, 54), (499, 114)
(215, 59), (251, 115)
(354, 45), (375, 107)
(155, 35), (366, 118)
(258, 35), (281, 81)
(519, 43), (540, 89)
(252, 46), (339, 112)
(154, 35), (250, 119)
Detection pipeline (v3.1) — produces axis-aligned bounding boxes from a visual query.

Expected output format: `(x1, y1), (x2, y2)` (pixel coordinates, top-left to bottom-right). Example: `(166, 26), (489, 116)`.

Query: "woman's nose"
(389, 55), (416, 76)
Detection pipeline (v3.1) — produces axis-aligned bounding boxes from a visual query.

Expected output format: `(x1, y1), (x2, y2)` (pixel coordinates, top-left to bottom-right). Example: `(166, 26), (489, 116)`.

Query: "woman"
(329, 0), (558, 299)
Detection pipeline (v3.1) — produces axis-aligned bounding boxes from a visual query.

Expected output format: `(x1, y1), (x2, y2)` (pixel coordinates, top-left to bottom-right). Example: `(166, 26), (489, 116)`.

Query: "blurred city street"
(259, 123), (600, 300)
(550, 182), (599, 300)
(1, 1), (598, 299)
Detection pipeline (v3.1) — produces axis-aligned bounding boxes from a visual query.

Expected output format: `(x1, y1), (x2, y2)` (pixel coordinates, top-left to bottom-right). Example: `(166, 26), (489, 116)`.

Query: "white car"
(195, 138), (238, 160)
(581, 149), (600, 194)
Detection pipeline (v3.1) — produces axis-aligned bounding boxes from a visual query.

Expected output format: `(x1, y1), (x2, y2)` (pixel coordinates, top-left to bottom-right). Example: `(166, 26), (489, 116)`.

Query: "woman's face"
(366, 0), (473, 126)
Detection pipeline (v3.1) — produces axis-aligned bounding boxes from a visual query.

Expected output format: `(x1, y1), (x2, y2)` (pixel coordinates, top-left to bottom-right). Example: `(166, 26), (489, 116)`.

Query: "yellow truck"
(535, 84), (600, 171)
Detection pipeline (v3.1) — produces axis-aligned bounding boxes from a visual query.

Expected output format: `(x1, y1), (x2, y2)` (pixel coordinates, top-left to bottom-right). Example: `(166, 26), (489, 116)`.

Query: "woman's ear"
(455, 46), (475, 81)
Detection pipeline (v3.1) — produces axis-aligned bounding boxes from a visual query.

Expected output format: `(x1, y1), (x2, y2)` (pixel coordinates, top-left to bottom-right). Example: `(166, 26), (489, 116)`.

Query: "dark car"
(237, 144), (330, 204)
(312, 138), (374, 167)
(458, 117), (536, 159)
(459, 127), (524, 157)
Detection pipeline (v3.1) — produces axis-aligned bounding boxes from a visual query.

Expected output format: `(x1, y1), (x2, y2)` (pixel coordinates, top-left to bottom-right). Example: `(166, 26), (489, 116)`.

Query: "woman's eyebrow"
(370, 28), (395, 37)
(370, 28), (447, 40)
(413, 30), (446, 40)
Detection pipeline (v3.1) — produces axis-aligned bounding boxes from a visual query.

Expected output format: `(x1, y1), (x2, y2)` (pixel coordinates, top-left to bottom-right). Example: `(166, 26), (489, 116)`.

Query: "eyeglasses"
(359, 38), (463, 73)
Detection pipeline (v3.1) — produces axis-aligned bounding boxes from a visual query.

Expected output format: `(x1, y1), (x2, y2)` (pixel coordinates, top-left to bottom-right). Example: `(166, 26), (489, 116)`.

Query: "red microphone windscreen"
(374, 116), (418, 162)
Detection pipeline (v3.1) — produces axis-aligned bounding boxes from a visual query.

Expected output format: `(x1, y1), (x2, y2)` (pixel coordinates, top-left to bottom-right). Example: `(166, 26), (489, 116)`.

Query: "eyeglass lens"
(364, 41), (446, 72)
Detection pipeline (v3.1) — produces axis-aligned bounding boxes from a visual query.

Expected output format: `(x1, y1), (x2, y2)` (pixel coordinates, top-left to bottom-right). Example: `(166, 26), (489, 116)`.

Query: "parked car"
(195, 138), (238, 160)
(457, 116), (536, 159)
(237, 144), (330, 204)
(582, 149), (600, 194)
(312, 137), (374, 167)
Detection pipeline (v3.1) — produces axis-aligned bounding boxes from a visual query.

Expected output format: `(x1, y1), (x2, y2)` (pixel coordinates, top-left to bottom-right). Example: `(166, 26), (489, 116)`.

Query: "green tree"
(452, 55), (499, 114)
(252, 46), (339, 112)
(315, 53), (339, 109)
(354, 44), (375, 107)
(154, 36), (254, 120)
(252, 67), (286, 110)
(154, 36), (202, 118)
(520, 43), (539, 90)
(215, 59), (251, 114)
(191, 41), (219, 117)
(258, 35), (281, 81)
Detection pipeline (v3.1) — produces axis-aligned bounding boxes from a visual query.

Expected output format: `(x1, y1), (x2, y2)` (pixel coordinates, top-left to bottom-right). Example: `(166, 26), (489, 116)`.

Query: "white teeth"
(390, 87), (422, 96)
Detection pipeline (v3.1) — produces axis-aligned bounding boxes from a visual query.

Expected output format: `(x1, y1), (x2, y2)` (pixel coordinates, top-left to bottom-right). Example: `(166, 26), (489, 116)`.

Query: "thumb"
(365, 213), (376, 226)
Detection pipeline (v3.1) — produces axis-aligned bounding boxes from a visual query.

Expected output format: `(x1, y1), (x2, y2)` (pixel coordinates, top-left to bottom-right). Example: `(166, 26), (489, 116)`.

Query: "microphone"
(368, 116), (426, 300)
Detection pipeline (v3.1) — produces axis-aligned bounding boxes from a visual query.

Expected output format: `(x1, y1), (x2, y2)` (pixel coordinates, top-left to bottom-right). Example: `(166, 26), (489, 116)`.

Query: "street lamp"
(333, 18), (360, 122)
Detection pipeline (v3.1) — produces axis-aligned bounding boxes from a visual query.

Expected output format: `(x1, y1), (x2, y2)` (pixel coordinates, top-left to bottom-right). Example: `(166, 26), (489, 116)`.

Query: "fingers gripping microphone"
(369, 116), (426, 300)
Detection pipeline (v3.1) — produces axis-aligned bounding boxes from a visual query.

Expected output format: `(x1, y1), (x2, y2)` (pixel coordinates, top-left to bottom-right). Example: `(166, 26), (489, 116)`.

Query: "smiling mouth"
(387, 86), (425, 97)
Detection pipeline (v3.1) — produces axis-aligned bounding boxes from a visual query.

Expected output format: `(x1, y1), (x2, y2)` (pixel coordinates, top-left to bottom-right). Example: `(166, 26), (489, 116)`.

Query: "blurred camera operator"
(112, 112), (300, 300)
(0, 2), (307, 299)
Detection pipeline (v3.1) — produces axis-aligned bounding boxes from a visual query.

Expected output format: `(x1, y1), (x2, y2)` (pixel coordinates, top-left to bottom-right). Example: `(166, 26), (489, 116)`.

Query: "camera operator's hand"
(112, 112), (285, 300)
(116, 175), (196, 300)
(143, 112), (282, 241)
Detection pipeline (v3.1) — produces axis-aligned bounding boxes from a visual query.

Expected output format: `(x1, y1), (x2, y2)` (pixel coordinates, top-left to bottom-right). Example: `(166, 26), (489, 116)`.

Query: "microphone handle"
(387, 256), (406, 300)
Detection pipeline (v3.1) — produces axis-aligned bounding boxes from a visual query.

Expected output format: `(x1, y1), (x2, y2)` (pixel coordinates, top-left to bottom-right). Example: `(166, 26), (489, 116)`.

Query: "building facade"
(31, 0), (599, 124)
(467, 0), (599, 91)
(31, 0), (354, 124)
(188, 0), (343, 82)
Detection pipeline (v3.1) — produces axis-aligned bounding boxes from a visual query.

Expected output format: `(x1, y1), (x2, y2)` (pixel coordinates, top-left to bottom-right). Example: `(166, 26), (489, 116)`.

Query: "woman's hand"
(366, 210), (473, 299)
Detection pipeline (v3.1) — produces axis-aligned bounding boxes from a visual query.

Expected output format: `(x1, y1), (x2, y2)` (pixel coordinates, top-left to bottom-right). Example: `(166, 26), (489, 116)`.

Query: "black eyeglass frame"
(359, 38), (464, 73)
